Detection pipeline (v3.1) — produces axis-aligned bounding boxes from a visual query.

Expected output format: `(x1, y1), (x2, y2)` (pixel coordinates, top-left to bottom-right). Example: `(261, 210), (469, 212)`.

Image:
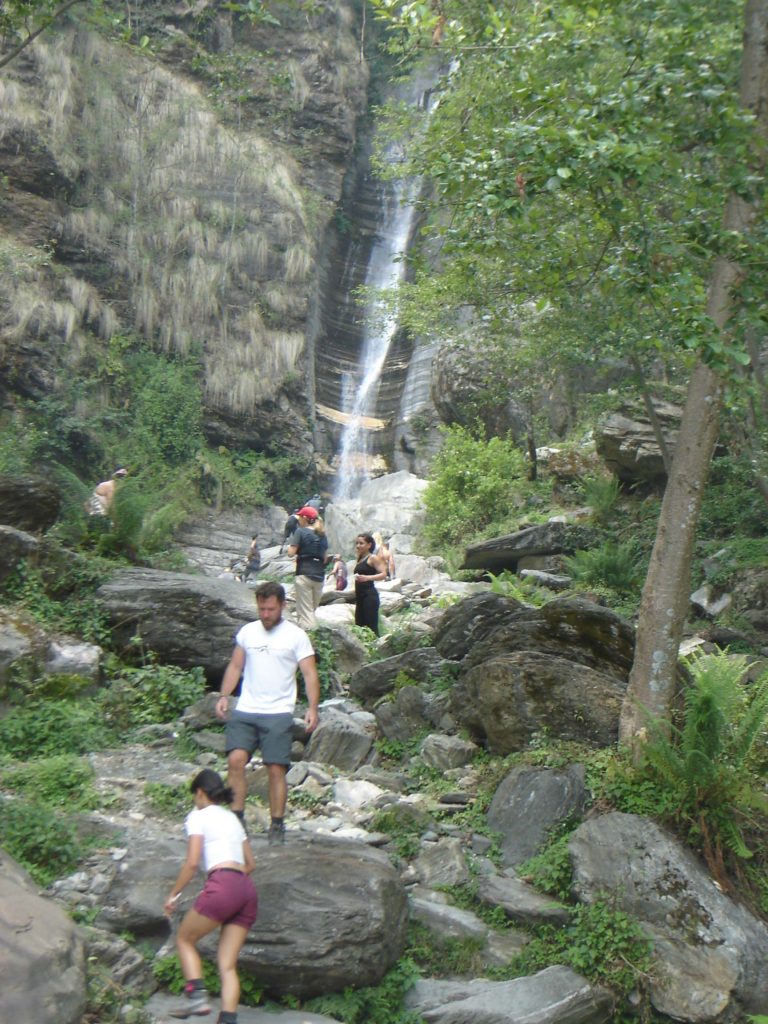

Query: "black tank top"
(355, 556), (377, 589)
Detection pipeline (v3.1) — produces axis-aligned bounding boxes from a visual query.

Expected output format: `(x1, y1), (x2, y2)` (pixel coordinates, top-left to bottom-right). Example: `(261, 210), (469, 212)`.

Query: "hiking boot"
(168, 987), (211, 1018)
(267, 822), (286, 846)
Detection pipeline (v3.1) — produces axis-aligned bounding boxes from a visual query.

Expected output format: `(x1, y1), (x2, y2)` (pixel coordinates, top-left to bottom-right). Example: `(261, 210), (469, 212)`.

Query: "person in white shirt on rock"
(216, 581), (320, 845)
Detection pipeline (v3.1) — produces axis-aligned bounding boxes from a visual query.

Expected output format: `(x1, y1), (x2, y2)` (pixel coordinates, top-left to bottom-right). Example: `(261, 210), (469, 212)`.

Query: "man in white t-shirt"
(216, 581), (319, 845)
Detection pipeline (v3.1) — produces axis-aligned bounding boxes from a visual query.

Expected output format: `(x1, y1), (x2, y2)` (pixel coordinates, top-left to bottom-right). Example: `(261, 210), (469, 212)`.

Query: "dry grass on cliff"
(6, 29), (315, 415)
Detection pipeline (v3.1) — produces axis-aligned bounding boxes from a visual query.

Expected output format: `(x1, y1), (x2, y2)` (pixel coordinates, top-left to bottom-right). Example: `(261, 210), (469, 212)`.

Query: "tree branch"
(0, 0), (85, 70)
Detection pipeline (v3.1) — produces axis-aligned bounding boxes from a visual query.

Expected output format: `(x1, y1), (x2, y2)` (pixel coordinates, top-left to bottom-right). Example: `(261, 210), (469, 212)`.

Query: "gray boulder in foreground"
(405, 965), (613, 1024)
(570, 812), (768, 1020)
(0, 852), (86, 1024)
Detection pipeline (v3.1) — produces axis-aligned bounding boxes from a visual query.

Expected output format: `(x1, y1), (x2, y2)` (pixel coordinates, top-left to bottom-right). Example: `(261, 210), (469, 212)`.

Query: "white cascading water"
(334, 69), (437, 500)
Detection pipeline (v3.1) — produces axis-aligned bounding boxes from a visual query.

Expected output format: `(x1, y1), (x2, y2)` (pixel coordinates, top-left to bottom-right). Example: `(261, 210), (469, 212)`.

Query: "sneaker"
(169, 987), (211, 1018)
(267, 822), (286, 846)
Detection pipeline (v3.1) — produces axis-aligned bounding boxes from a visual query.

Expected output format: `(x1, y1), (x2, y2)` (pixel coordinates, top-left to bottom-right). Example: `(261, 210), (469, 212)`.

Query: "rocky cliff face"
(0, 0), (368, 457)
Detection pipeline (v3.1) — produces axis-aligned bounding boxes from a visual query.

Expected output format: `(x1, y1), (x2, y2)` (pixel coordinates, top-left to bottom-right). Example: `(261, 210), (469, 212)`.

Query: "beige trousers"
(294, 575), (322, 630)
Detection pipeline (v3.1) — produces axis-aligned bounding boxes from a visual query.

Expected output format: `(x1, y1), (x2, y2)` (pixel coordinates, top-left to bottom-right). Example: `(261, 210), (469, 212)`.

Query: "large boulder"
(96, 568), (258, 681)
(462, 522), (598, 574)
(570, 812), (768, 1021)
(0, 474), (61, 532)
(405, 966), (613, 1024)
(0, 609), (47, 699)
(0, 852), (87, 1024)
(174, 507), (288, 576)
(89, 830), (407, 999)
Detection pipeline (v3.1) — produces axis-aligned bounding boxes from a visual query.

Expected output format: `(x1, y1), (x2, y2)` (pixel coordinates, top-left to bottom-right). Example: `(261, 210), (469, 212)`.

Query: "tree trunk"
(619, 0), (768, 746)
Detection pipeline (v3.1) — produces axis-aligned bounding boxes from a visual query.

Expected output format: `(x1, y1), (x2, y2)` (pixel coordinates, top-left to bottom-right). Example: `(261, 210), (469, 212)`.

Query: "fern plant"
(640, 651), (768, 879)
(564, 541), (640, 594)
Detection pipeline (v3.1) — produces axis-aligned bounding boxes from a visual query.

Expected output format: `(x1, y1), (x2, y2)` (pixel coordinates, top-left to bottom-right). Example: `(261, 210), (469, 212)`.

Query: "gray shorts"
(225, 710), (294, 766)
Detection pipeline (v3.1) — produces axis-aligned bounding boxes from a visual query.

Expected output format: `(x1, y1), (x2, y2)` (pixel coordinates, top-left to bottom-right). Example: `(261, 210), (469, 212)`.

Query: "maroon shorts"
(193, 869), (258, 929)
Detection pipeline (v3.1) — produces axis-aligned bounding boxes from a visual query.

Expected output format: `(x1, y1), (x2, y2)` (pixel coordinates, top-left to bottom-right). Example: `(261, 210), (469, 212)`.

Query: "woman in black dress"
(353, 533), (388, 635)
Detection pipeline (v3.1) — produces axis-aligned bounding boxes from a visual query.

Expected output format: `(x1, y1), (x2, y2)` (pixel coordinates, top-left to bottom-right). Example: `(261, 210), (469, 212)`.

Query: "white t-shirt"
(234, 617), (314, 715)
(185, 804), (246, 872)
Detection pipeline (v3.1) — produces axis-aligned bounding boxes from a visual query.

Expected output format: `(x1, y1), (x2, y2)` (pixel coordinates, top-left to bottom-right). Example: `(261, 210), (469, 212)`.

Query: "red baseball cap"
(297, 506), (318, 521)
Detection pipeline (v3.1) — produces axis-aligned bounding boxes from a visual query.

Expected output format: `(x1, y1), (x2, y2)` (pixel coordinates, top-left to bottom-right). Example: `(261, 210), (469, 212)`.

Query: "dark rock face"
(0, 475), (61, 532)
(454, 651), (627, 755)
(0, 525), (38, 584)
(463, 522), (598, 574)
(0, 3), (369, 459)
(449, 597), (633, 754)
(96, 568), (257, 682)
(432, 592), (524, 661)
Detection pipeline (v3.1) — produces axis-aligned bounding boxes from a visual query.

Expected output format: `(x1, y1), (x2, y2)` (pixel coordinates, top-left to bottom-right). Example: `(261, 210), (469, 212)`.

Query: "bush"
(422, 425), (528, 547)
(0, 699), (116, 758)
(0, 798), (87, 885)
(0, 754), (99, 809)
(101, 661), (207, 731)
(565, 541), (641, 594)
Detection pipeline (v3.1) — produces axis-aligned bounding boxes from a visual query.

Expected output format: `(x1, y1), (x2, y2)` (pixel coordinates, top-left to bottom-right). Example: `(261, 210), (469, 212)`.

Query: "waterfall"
(329, 67), (438, 501)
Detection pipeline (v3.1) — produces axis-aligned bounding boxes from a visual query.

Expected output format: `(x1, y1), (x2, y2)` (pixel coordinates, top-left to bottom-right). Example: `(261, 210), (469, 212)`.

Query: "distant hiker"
(216, 582), (319, 846)
(280, 509), (300, 553)
(85, 467), (127, 516)
(331, 553), (348, 592)
(372, 531), (396, 580)
(163, 768), (257, 1023)
(287, 507), (331, 629)
(240, 536), (261, 583)
(305, 493), (324, 516)
(353, 533), (388, 636)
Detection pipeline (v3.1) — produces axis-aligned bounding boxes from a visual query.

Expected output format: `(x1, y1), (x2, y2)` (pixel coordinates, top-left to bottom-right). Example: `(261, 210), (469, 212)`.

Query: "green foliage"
(370, 806), (427, 860)
(131, 361), (204, 467)
(101, 661), (207, 731)
(302, 956), (423, 1024)
(406, 921), (485, 976)
(144, 782), (189, 818)
(699, 457), (768, 540)
(0, 698), (117, 758)
(0, 798), (88, 885)
(422, 425), (528, 547)
(0, 754), (99, 810)
(565, 541), (642, 595)
(582, 475), (620, 523)
(153, 955), (264, 1006)
(487, 570), (550, 607)
(506, 899), (652, 997)
(308, 625), (339, 701)
(517, 833), (574, 902)
(2, 560), (111, 646)
(640, 650), (768, 869)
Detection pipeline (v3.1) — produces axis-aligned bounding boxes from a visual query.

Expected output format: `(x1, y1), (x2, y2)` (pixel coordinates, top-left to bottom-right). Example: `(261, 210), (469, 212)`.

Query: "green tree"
(0, 0), (93, 68)
(371, 0), (768, 732)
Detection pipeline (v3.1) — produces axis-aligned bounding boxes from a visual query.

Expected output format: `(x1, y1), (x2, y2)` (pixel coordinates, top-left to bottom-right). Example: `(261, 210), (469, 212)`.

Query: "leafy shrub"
(582, 474), (620, 522)
(565, 541), (641, 594)
(101, 662), (207, 731)
(506, 899), (651, 996)
(144, 782), (190, 818)
(0, 798), (87, 885)
(422, 425), (528, 547)
(303, 956), (422, 1024)
(0, 699), (116, 758)
(640, 650), (768, 874)
(308, 625), (339, 701)
(0, 754), (99, 810)
(699, 456), (768, 539)
(153, 955), (263, 1006)
(488, 569), (550, 606)
(517, 832), (574, 902)
(370, 806), (427, 859)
